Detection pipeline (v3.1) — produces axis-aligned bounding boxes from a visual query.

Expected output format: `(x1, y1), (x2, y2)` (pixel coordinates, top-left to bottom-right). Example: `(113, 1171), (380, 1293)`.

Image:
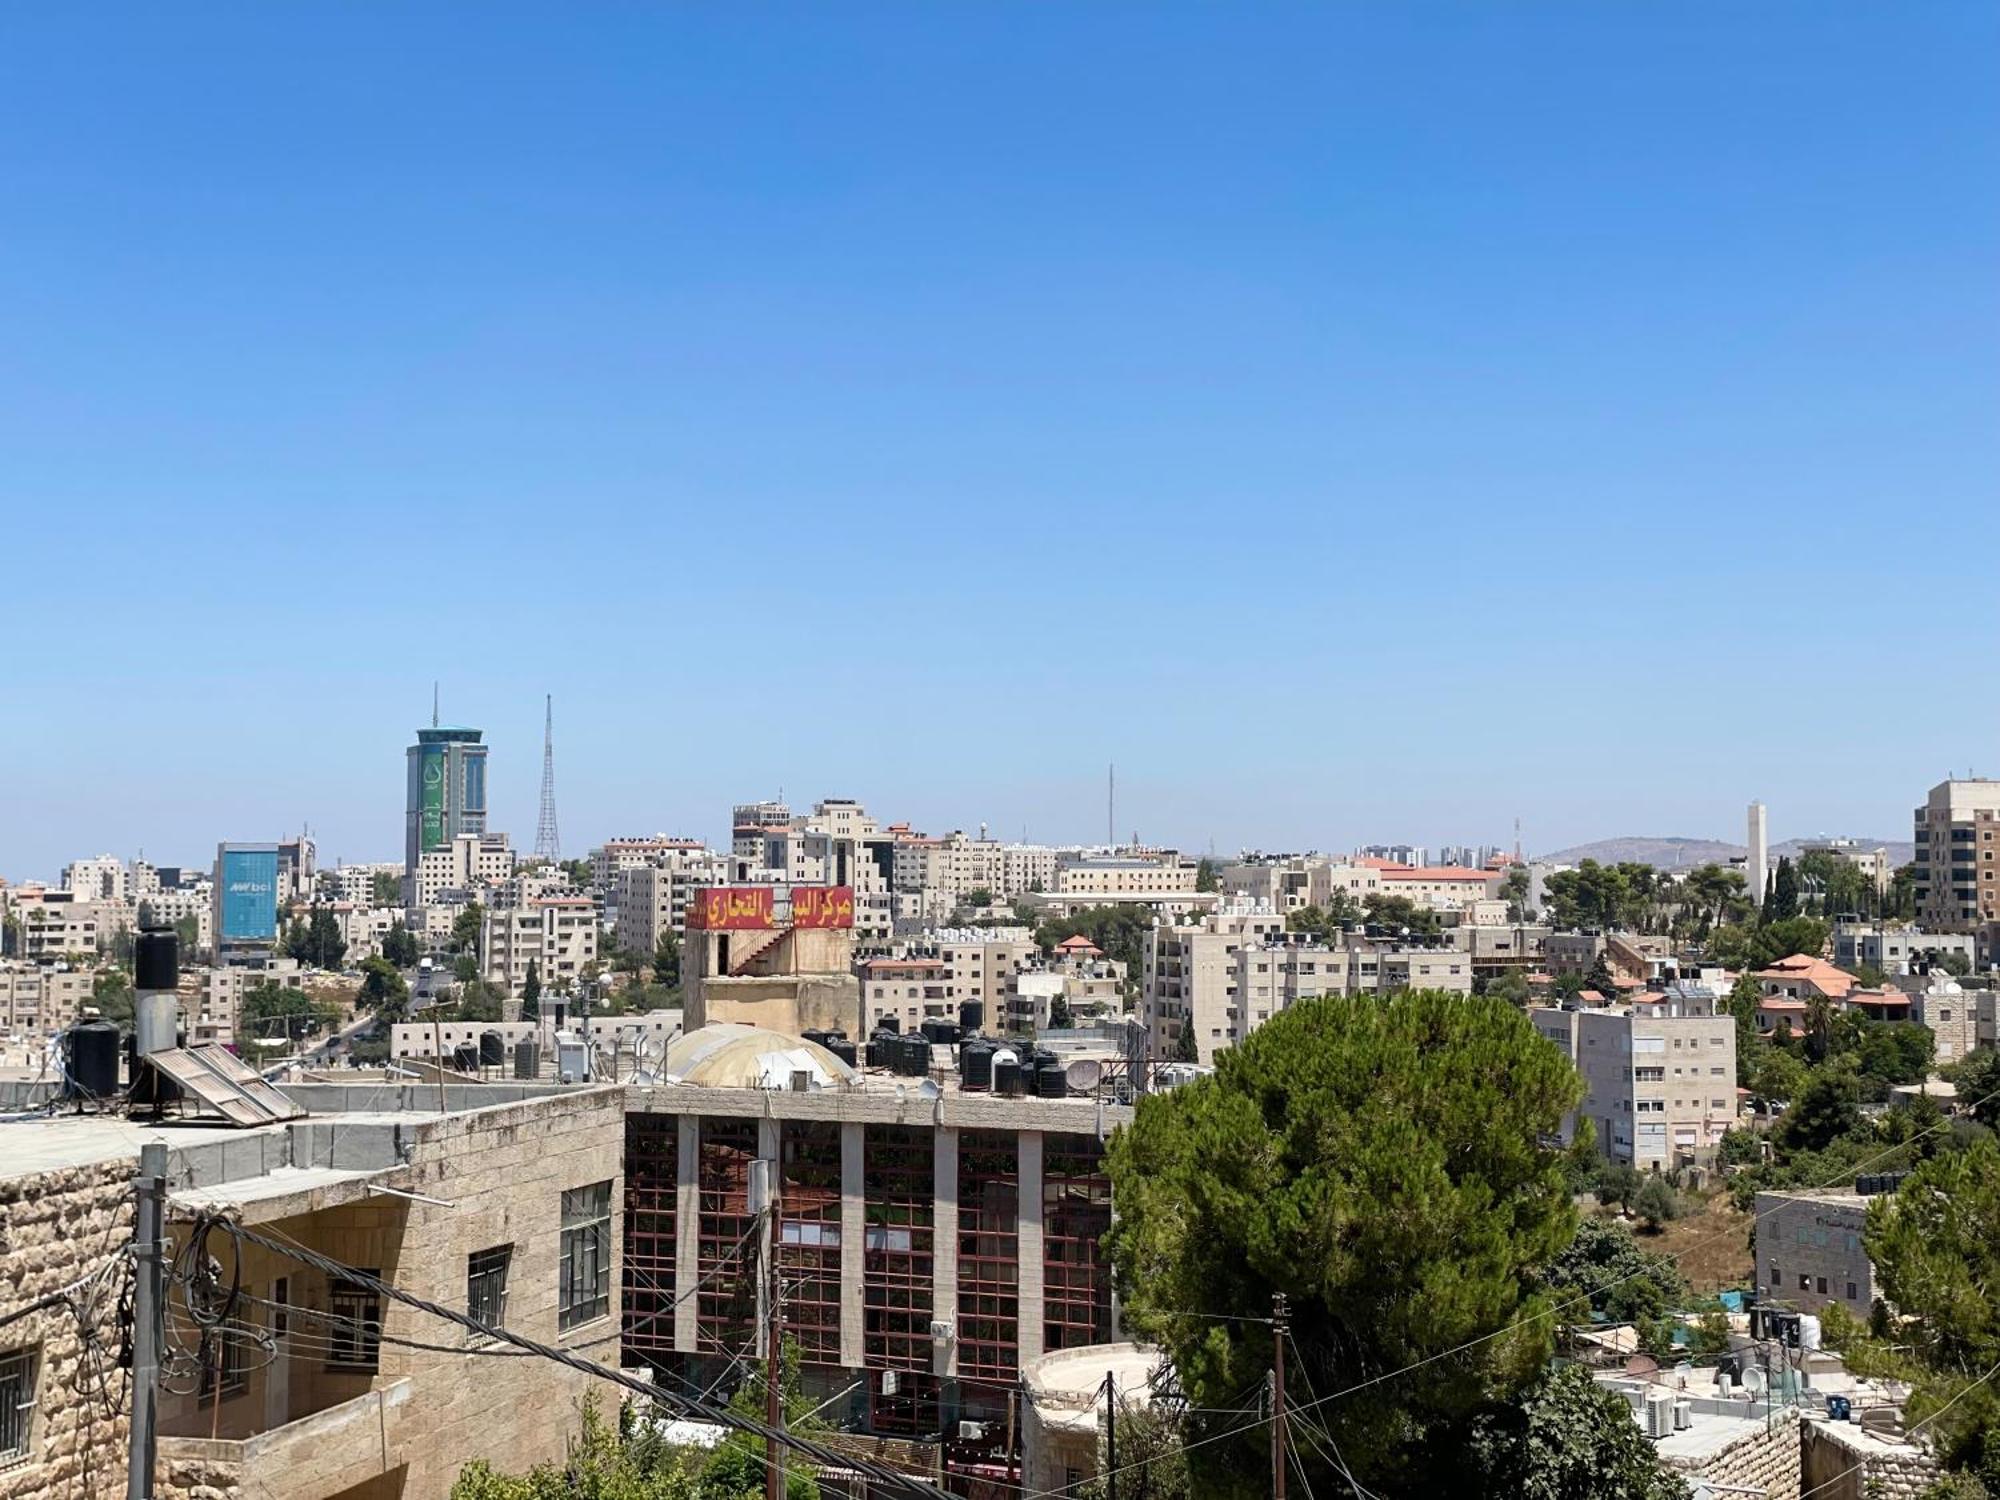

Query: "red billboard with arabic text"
(791, 885), (855, 929)
(687, 886), (776, 931)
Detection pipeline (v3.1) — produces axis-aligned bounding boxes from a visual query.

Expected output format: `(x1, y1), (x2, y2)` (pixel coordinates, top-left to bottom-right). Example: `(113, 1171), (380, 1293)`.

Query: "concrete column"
(931, 1125), (959, 1378)
(1016, 1129), (1046, 1369)
(673, 1118), (700, 1353)
(756, 1116), (780, 1356)
(840, 1122), (866, 1370)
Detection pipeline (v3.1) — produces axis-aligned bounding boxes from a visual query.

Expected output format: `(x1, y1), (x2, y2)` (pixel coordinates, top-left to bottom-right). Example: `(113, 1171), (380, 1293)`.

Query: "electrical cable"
(191, 1213), (952, 1500)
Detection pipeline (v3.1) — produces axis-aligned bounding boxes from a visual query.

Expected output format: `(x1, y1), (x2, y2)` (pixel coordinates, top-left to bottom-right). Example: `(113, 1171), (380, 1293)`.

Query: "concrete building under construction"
(621, 1024), (1129, 1466)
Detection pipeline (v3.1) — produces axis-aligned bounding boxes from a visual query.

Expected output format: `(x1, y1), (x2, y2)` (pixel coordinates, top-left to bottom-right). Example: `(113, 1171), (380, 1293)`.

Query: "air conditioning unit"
(959, 1422), (986, 1441)
(1674, 1400), (1693, 1432)
(1645, 1391), (1676, 1439)
(930, 1320), (955, 1344)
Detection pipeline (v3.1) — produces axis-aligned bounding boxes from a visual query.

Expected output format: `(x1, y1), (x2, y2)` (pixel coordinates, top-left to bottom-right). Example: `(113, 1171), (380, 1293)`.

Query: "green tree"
(1867, 1140), (2000, 1490)
(652, 931), (681, 989)
(1583, 951), (1619, 998)
(173, 913), (200, 959)
(1035, 905), (1154, 994)
(454, 952), (480, 985)
(1171, 1017), (1199, 1063)
(1631, 1175), (1680, 1232)
(1501, 864), (1534, 921)
(1782, 1063), (1864, 1152)
(963, 886), (995, 908)
(1886, 862), (1919, 921)
(381, 922), (421, 968)
(358, 956), (410, 1020)
(1949, 1050), (2000, 1130)
(1194, 857), (1219, 893)
(370, 870), (403, 907)
(1107, 991), (1584, 1495)
(284, 918), (312, 965)
(1048, 992), (1074, 1030)
(91, 969), (135, 1027)
(450, 902), (485, 955)
(1074, 1397), (1192, 1499)
(450, 981), (504, 1023)
(1750, 1047), (1809, 1108)
(1594, 1161), (1642, 1214)
(1766, 856), (1800, 922)
(1485, 968), (1532, 1006)
(1460, 1363), (1692, 1500)
(1541, 1217), (1687, 1324)
(450, 1395), (695, 1500)
(1706, 916), (1830, 971)
(241, 981), (337, 1038)
(1362, 891), (1442, 936)
(520, 960), (541, 1021)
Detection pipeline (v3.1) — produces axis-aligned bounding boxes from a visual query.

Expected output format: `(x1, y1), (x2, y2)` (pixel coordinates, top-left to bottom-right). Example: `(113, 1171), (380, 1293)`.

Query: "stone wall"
(1801, 1418), (1943, 1500)
(0, 1159), (133, 1500)
(1664, 1404), (1801, 1500)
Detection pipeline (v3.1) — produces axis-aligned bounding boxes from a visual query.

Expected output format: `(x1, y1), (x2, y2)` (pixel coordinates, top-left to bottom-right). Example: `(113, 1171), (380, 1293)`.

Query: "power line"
(188, 1213), (950, 1500)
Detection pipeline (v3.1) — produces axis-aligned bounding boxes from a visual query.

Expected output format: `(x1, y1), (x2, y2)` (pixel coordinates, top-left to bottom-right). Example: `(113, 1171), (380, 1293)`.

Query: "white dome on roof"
(663, 1023), (856, 1090)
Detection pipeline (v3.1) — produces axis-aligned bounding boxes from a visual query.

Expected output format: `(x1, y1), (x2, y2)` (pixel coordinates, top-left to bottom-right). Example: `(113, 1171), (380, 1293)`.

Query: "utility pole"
(765, 1180), (784, 1500)
(1101, 1369), (1117, 1500)
(128, 1141), (167, 1500)
(1271, 1292), (1289, 1500)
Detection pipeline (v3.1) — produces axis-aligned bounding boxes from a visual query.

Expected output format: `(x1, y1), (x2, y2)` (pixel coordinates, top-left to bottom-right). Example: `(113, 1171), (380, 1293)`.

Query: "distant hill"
(1540, 836), (1913, 870)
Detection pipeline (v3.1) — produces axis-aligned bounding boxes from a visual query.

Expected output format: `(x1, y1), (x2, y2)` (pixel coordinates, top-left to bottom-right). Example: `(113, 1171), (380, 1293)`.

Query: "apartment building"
(858, 954), (950, 1031)
(1056, 852), (1197, 900)
(412, 832), (516, 909)
(0, 1081), (625, 1500)
(1375, 865), (1505, 910)
(1141, 903), (1289, 1064)
(623, 1027), (1127, 1452)
(611, 848), (729, 959)
(1908, 971), (1996, 1066)
(483, 897), (599, 998)
(330, 901), (402, 963)
(1832, 922), (1977, 976)
(1913, 778), (2000, 935)
(738, 801), (897, 939)
(1754, 1187), (1878, 1314)
(320, 861), (403, 907)
(0, 963), (90, 1034)
(9, 888), (114, 959)
(1533, 984), (1738, 1168)
(60, 854), (128, 902)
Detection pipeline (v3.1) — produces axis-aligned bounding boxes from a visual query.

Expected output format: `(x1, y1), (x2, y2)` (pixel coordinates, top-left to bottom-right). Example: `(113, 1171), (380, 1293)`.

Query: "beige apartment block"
(611, 849), (728, 959)
(1533, 984), (1737, 1168)
(1913, 778), (2000, 933)
(483, 897), (599, 998)
(412, 833), (515, 910)
(1755, 1187), (1877, 1314)
(0, 963), (91, 1035)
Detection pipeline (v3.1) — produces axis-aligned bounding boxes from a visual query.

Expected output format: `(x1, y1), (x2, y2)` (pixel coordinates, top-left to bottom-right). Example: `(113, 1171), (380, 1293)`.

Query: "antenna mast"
(432, 681), (439, 729)
(535, 694), (562, 863)
(1107, 763), (1115, 849)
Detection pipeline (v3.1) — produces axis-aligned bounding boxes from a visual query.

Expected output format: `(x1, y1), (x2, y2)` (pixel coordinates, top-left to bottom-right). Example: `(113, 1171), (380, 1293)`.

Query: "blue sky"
(3, 4), (1996, 879)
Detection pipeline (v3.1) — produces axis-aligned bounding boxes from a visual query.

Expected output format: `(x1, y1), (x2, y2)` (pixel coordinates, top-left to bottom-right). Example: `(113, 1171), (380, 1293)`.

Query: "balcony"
(159, 1377), (413, 1500)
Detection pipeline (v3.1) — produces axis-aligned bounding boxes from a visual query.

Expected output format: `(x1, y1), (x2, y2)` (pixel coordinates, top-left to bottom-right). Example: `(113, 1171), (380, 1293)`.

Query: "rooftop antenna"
(1107, 763), (1115, 849)
(432, 681), (439, 729)
(535, 694), (562, 863)
(1514, 816), (1522, 864)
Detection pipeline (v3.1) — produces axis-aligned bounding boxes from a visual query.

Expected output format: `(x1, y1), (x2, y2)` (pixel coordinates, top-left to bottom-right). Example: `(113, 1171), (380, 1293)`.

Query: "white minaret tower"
(1748, 801), (1769, 908)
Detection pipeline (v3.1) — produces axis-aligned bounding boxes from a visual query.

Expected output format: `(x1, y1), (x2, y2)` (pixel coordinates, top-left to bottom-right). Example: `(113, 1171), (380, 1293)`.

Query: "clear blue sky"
(4, 4), (1996, 879)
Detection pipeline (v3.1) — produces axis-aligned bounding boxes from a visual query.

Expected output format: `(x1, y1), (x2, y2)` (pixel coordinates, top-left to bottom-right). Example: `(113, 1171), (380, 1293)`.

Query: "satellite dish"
(915, 1079), (941, 1102)
(1743, 1367), (1767, 1395)
(1065, 1058), (1104, 1091)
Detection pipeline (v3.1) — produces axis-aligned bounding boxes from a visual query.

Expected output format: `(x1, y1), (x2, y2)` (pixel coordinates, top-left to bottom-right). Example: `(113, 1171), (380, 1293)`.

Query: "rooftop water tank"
(513, 1038), (541, 1080)
(65, 1020), (121, 1104)
(479, 1030), (505, 1067)
(960, 1038), (994, 1091)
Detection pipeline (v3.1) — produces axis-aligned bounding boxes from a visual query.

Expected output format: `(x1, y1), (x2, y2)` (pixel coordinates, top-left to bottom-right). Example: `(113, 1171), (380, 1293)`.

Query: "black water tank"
(876, 1015), (899, 1033)
(866, 1031), (894, 1068)
(921, 1019), (961, 1047)
(134, 926), (179, 993)
(900, 1034), (933, 1076)
(802, 1029), (833, 1049)
(960, 1039), (994, 1091)
(994, 1056), (1023, 1096)
(826, 1038), (858, 1068)
(66, 1021), (121, 1102)
(514, 1038), (541, 1079)
(452, 1043), (479, 1072)
(479, 1030), (505, 1067)
(958, 1002), (984, 1034)
(1035, 1061), (1069, 1099)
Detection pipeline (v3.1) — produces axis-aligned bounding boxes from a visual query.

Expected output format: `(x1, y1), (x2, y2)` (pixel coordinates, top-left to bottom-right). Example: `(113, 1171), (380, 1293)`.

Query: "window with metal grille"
(467, 1246), (512, 1336)
(326, 1275), (383, 1372)
(0, 1347), (36, 1463)
(1043, 1135), (1113, 1351)
(957, 1130), (1020, 1381)
(695, 1120), (760, 1352)
(560, 1182), (612, 1330)
(622, 1114), (678, 1358)
(863, 1124), (935, 1391)
(779, 1121), (844, 1368)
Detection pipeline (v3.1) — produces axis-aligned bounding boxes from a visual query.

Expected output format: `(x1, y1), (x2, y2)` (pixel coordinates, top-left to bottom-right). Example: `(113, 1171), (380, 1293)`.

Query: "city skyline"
(0, 689), (1944, 880)
(4, 5), (1996, 878)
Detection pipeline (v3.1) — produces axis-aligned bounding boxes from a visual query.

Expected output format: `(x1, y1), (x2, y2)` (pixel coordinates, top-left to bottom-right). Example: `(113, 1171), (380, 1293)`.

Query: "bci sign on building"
(216, 843), (280, 943)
